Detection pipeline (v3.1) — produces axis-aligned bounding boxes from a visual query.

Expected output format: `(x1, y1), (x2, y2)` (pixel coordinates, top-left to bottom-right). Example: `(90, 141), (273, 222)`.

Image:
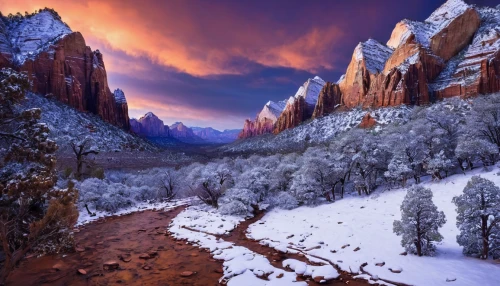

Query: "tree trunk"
(76, 154), (83, 180)
(482, 216), (489, 259)
(416, 214), (422, 256)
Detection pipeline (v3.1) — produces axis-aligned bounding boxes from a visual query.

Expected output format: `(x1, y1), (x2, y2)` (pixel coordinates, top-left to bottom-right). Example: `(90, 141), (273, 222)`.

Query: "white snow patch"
(247, 167), (500, 286)
(169, 205), (327, 285)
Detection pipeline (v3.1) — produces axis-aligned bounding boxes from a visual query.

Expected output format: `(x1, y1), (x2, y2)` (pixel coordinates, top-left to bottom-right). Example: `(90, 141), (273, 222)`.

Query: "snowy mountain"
(0, 10), (71, 65)
(240, 0), (500, 140)
(239, 76), (325, 139)
(0, 9), (130, 130)
(354, 39), (393, 74)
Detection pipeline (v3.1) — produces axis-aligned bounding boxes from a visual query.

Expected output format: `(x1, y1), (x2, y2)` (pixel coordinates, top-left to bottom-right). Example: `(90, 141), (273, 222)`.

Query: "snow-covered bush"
(219, 188), (258, 216)
(453, 176), (500, 259)
(265, 192), (299, 210)
(455, 138), (498, 170)
(393, 185), (446, 256)
(78, 179), (134, 212)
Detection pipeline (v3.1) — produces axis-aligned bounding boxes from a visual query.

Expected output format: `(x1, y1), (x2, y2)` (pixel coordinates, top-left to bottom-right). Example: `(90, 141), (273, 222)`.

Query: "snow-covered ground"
(246, 167), (500, 286)
(168, 204), (338, 285)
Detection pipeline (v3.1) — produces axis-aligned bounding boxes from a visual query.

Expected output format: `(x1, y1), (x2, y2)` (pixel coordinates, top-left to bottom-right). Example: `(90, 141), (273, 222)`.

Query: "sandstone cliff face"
(274, 96), (308, 135)
(114, 89), (130, 130)
(326, 0), (481, 111)
(238, 100), (287, 139)
(130, 112), (169, 137)
(312, 82), (342, 118)
(239, 0), (496, 139)
(239, 118), (275, 139)
(273, 76), (325, 133)
(0, 10), (130, 130)
(431, 6), (500, 98)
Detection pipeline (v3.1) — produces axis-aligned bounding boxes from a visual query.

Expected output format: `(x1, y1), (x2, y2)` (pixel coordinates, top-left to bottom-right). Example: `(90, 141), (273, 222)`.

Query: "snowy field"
(246, 168), (500, 286)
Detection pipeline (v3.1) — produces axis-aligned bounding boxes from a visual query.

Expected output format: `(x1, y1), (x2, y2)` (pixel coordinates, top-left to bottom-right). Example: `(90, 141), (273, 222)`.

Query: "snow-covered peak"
(142, 112), (158, 119)
(336, 74), (346, 85)
(387, 0), (472, 50)
(293, 76), (326, 105)
(257, 100), (287, 122)
(170, 122), (186, 129)
(3, 10), (72, 65)
(354, 39), (393, 74)
(425, 0), (470, 26)
(113, 88), (127, 104)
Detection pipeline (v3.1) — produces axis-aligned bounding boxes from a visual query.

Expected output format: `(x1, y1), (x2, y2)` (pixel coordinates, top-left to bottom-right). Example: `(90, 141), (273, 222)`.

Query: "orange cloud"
(0, 0), (344, 77)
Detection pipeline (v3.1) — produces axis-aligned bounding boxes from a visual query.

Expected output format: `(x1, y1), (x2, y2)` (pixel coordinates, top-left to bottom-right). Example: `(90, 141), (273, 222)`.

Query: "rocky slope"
(239, 0), (500, 138)
(0, 9), (130, 130)
(21, 93), (153, 153)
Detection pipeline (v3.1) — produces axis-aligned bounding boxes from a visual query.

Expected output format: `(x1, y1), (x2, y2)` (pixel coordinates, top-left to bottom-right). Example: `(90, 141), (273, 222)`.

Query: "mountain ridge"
(239, 0), (500, 139)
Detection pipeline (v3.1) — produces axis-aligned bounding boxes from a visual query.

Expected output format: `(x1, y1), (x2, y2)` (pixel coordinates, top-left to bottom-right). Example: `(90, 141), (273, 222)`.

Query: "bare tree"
(158, 170), (178, 201)
(70, 136), (99, 180)
(190, 168), (232, 208)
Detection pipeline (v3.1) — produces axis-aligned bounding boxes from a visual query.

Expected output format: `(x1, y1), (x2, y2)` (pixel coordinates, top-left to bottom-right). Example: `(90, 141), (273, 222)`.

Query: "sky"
(1, 0), (498, 130)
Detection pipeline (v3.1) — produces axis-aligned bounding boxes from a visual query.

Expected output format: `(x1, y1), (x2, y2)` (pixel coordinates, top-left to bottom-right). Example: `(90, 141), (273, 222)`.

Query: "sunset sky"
(1, 0), (497, 130)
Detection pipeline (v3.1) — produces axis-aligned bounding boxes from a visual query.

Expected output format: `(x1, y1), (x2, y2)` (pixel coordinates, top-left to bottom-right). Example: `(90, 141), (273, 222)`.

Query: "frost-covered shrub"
(265, 192), (299, 210)
(219, 187), (258, 216)
(456, 138), (498, 170)
(393, 185), (446, 256)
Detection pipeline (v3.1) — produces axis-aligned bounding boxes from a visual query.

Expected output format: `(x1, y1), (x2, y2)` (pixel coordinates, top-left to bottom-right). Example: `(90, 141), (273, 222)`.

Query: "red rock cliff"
(0, 10), (130, 130)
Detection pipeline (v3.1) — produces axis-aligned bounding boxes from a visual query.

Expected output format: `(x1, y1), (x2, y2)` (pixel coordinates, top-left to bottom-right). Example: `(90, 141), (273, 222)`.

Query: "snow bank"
(168, 205), (332, 285)
(77, 198), (190, 226)
(247, 167), (500, 286)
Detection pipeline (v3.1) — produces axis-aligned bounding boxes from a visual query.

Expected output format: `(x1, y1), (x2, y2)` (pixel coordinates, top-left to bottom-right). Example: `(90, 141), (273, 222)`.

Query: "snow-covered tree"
(265, 191), (299, 210)
(453, 176), (500, 259)
(290, 156), (334, 205)
(455, 138), (498, 171)
(384, 151), (414, 187)
(219, 187), (258, 216)
(426, 151), (455, 180)
(383, 128), (426, 184)
(0, 68), (78, 282)
(393, 186), (446, 256)
(468, 94), (500, 150)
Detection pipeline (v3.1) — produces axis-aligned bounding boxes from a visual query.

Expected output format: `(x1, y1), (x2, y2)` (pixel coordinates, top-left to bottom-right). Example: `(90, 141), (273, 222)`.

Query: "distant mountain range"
(130, 112), (240, 144)
(2, 1), (500, 148)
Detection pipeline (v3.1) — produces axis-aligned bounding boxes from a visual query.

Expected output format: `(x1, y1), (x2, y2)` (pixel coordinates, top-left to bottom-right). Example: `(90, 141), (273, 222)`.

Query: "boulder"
(359, 113), (376, 129)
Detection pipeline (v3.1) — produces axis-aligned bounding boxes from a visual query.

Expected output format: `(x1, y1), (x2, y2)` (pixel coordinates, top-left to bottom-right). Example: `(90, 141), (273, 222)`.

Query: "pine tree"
(393, 185), (446, 256)
(453, 176), (500, 259)
(0, 68), (78, 282)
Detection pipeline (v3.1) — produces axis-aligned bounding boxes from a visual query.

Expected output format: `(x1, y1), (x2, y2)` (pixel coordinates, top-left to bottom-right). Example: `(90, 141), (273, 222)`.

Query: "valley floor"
(9, 168), (500, 286)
